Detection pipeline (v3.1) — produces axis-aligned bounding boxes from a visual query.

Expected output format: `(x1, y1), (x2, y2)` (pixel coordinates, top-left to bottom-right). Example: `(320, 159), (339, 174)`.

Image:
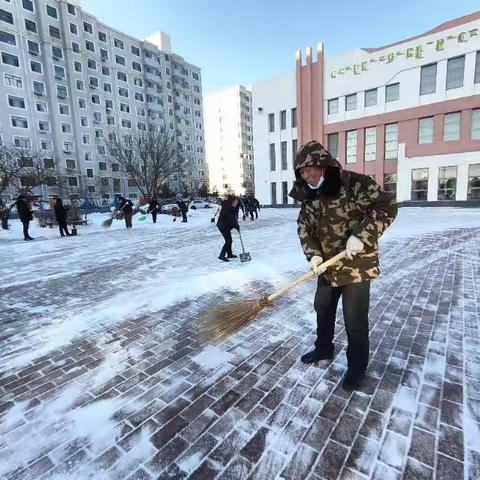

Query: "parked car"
(188, 200), (211, 210)
(160, 203), (179, 213)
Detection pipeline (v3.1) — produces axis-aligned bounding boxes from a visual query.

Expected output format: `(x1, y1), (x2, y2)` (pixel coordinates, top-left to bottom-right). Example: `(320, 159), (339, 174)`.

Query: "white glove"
(346, 235), (364, 260)
(309, 255), (325, 275)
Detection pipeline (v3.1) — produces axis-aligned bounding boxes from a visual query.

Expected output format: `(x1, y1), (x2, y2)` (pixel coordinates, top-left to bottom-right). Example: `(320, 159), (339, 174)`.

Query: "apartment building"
(253, 12), (480, 205)
(204, 85), (254, 195)
(0, 0), (206, 203)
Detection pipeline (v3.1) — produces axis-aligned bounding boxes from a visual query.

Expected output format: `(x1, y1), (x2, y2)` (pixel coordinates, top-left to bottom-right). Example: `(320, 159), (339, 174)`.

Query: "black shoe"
(218, 256), (229, 262)
(341, 370), (365, 391)
(24, 237), (34, 241)
(227, 254), (238, 258)
(300, 349), (334, 364)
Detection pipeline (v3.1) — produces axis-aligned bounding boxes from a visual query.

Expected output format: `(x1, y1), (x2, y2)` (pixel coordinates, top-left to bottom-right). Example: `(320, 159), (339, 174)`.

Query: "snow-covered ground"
(0, 207), (479, 479)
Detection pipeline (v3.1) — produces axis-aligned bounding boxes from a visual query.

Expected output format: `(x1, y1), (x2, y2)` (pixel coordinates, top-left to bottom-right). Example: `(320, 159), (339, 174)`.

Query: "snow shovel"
(237, 229), (251, 262)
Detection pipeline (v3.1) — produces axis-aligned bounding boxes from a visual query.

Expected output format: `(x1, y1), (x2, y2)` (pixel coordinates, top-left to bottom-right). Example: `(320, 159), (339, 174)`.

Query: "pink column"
(461, 109), (472, 141)
(433, 114), (444, 143)
(338, 131), (346, 165)
(356, 128), (365, 174)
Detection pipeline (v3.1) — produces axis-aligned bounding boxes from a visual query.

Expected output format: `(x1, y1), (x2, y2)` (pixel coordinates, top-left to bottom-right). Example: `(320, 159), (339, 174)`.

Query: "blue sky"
(80, 0), (479, 95)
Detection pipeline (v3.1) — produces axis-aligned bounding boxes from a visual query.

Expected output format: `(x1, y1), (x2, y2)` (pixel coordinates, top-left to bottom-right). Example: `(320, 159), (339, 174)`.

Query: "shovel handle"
(237, 229), (246, 255)
(267, 250), (347, 303)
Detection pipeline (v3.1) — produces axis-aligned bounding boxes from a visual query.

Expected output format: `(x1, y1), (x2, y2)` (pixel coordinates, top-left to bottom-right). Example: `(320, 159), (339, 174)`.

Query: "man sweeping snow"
(289, 140), (397, 391)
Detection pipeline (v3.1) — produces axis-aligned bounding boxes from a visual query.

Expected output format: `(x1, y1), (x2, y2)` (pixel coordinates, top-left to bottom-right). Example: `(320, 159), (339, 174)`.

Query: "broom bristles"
(102, 217), (114, 227)
(200, 299), (264, 341)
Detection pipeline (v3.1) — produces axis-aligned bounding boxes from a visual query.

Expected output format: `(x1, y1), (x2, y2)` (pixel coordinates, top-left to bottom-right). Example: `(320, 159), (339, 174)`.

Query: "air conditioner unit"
(89, 84), (97, 89)
(63, 148), (72, 153)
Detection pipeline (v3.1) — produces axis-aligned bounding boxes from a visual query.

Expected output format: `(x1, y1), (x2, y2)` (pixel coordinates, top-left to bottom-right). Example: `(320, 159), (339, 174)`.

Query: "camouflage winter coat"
(289, 141), (397, 287)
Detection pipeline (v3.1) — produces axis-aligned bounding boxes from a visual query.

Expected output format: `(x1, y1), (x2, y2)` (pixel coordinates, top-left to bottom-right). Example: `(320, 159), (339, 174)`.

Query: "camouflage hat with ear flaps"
(294, 140), (340, 171)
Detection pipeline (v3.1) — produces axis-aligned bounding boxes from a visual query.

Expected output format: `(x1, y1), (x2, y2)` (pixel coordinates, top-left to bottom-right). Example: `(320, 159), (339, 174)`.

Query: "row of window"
(269, 139), (298, 171)
(411, 164), (480, 201)
(268, 108), (297, 132)
(327, 52), (480, 114)
(326, 109), (480, 163)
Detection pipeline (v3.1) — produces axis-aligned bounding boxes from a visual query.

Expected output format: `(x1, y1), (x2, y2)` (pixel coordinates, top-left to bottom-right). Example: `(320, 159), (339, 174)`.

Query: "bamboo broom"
(201, 250), (347, 340)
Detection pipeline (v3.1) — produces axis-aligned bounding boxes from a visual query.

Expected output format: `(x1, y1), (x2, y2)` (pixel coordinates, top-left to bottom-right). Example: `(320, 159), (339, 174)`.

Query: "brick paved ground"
(0, 217), (479, 479)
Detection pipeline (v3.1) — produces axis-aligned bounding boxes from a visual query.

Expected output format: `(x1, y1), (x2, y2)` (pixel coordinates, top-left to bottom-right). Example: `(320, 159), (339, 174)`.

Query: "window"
(14, 137), (31, 148)
(72, 42), (80, 53)
(281, 181), (288, 204)
(443, 113), (461, 141)
(132, 61), (141, 72)
(346, 130), (357, 163)
(102, 66), (110, 76)
(85, 40), (95, 52)
(468, 164), (480, 199)
(385, 83), (400, 102)
(269, 143), (276, 171)
(0, 8), (13, 24)
(131, 45), (140, 56)
(292, 139), (298, 167)
(44, 158), (54, 168)
(52, 46), (63, 60)
(327, 133), (338, 158)
(475, 51), (480, 84)
(86, 168), (94, 178)
(68, 177), (78, 187)
(67, 3), (76, 15)
(78, 98), (86, 109)
(88, 59), (97, 70)
(384, 174), (397, 196)
(5, 73), (22, 88)
(11, 116), (28, 128)
(83, 22), (92, 34)
(112, 163), (120, 172)
(0, 30), (15, 45)
(117, 71), (127, 82)
(38, 120), (49, 132)
(328, 98), (339, 114)
(22, 0), (33, 12)
(346, 94), (357, 111)
(82, 134), (90, 144)
(438, 166), (457, 200)
(122, 119), (131, 128)
(385, 123), (398, 159)
(36, 101), (47, 113)
(420, 64), (437, 95)
(59, 104), (69, 115)
(61, 123), (72, 133)
(89, 76), (99, 88)
(28, 40), (39, 55)
(418, 117), (434, 144)
(364, 127), (376, 161)
(100, 48), (108, 61)
(91, 94), (100, 104)
(271, 182), (277, 205)
(49, 26), (60, 39)
(118, 87), (129, 97)
(104, 83), (112, 93)
(18, 157), (34, 168)
(115, 55), (126, 66)
(268, 113), (274, 132)
(63, 141), (73, 152)
(54, 65), (65, 79)
(93, 112), (102, 123)
(134, 77), (143, 87)
(99, 161), (107, 171)
(411, 168), (428, 200)
(280, 110), (286, 130)
(98, 31), (106, 42)
(135, 92), (144, 101)
(33, 81), (44, 95)
(57, 85), (67, 98)
(8, 96), (25, 108)
(66, 159), (76, 170)
(74, 61), (82, 72)
(114, 38), (124, 49)
(365, 88), (377, 107)
(471, 109), (480, 139)
(291, 108), (297, 128)
(281, 141), (287, 170)
(76, 80), (84, 91)
(446, 56), (465, 90)
(2, 52), (19, 67)
(46, 5), (57, 18)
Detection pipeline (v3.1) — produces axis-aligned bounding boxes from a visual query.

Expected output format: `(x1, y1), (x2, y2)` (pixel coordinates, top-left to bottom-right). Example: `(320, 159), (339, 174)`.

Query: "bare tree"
(0, 146), (21, 198)
(3, 146), (50, 195)
(104, 129), (189, 200)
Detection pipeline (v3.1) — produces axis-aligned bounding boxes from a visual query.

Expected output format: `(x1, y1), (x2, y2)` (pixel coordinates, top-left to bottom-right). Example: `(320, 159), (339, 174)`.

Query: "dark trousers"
(151, 211), (157, 223)
(181, 211), (187, 222)
(22, 220), (30, 240)
(1, 214), (8, 230)
(314, 277), (370, 375)
(254, 208), (258, 219)
(58, 220), (70, 236)
(124, 213), (133, 229)
(218, 227), (233, 258)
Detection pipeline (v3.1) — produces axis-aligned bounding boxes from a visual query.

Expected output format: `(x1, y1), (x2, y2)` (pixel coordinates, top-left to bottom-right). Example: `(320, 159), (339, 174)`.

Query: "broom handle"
(238, 229), (246, 254)
(267, 250), (347, 302)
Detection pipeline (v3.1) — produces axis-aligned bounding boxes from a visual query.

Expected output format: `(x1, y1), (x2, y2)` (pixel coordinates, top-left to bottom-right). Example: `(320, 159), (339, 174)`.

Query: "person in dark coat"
(148, 197), (159, 224)
(234, 197), (245, 220)
(251, 195), (260, 219)
(217, 195), (240, 262)
(176, 198), (188, 223)
(0, 199), (10, 230)
(15, 194), (34, 241)
(118, 196), (133, 229)
(54, 198), (71, 237)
